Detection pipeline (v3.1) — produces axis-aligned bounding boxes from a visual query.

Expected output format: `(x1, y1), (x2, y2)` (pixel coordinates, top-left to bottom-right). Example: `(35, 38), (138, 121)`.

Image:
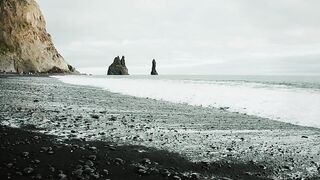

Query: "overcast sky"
(38, 0), (320, 75)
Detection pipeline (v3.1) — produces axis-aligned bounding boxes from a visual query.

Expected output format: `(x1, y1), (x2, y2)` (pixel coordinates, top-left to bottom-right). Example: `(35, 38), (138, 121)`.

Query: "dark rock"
(115, 158), (125, 165)
(23, 167), (34, 174)
(173, 175), (182, 180)
(47, 66), (68, 74)
(73, 169), (83, 176)
(58, 173), (67, 180)
(85, 160), (94, 167)
(301, 136), (308, 138)
(91, 114), (100, 119)
(83, 167), (94, 174)
(161, 169), (171, 177)
(141, 158), (152, 165)
(191, 172), (200, 179)
(88, 155), (97, 161)
(6, 163), (13, 168)
(103, 169), (109, 175)
(21, 151), (29, 157)
(151, 59), (158, 75)
(107, 56), (129, 75)
(35, 174), (42, 179)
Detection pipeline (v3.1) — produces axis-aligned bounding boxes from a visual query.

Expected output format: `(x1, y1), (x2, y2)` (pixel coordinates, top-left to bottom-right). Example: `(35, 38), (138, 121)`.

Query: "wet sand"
(0, 76), (319, 179)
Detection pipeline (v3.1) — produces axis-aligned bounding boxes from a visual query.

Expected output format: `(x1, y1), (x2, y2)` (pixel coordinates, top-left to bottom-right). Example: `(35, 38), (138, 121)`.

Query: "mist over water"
(54, 75), (320, 128)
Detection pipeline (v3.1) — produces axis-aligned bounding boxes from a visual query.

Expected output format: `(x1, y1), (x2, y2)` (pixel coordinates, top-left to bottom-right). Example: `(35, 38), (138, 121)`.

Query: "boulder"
(107, 56), (129, 75)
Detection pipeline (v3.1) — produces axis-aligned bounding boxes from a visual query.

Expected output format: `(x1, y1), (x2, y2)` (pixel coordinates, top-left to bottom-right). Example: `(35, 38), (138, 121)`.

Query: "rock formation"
(151, 59), (158, 75)
(107, 56), (129, 75)
(0, 0), (76, 74)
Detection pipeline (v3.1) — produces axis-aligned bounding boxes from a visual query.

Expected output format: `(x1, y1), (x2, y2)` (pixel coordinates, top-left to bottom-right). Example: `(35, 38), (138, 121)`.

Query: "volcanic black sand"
(0, 75), (319, 180)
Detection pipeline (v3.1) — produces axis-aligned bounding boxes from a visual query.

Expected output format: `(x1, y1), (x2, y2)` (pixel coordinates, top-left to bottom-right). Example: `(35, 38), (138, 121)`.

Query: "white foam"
(54, 75), (320, 128)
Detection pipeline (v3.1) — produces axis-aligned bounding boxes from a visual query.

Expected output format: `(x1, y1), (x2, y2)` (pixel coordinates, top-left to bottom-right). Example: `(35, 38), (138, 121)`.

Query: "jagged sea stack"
(151, 59), (158, 75)
(0, 0), (76, 74)
(107, 56), (129, 75)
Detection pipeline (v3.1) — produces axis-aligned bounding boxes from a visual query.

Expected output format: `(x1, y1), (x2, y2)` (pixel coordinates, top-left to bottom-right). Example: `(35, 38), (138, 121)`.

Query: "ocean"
(54, 75), (320, 128)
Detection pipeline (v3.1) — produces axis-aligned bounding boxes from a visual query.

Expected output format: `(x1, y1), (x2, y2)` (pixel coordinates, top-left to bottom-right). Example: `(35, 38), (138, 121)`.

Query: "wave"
(54, 75), (320, 128)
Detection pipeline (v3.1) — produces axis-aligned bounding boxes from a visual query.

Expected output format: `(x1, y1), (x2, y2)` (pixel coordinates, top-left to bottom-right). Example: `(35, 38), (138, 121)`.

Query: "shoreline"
(1, 76), (320, 179)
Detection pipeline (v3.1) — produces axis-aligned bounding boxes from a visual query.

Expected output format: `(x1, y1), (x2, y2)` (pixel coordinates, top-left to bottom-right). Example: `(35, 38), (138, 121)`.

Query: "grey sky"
(38, 0), (320, 75)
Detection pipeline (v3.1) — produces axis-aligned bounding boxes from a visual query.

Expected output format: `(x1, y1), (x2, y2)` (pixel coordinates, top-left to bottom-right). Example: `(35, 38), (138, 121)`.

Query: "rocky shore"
(0, 75), (320, 179)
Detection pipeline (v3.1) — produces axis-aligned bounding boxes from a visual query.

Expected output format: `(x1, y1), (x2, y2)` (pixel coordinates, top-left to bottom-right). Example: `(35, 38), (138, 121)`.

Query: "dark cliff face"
(107, 56), (129, 75)
(151, 59), (158, 75)
(0, 0), (77, 74)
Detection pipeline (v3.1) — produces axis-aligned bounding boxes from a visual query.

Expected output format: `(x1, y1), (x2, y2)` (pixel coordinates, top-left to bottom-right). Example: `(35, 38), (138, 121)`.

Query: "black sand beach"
(0, 76), (320, 179)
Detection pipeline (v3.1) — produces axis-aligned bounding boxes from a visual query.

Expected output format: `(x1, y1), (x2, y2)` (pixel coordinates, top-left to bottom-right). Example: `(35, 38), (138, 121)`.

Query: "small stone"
(33, 159), (41, 164)
(141, 158), (151, 165)
(301, 136), (308, 139)
(6, 163), (13, 168)
(259, 165), (266, 170)
(173, 175), (182, 180)
(58, 173), (67, 180)
(137, 168), (148, 175)
(85, 160), (94, 167)
(115, 158), (125, 165)
(91, 172), (100, 179)
(22, 152), (29, 157)
(83, 167), (94, 174)
(33, 99), (39, 103)
(103, 169), (109, 175)
(161, 169), (171, 177)
(23, 167), (34, 174)
(88, 155), (97, 161)
(35, 174), (42, 179)
(91, 114), (99, 119)
(33, 136), (40, 140)
(15, 172), (23, 176)
(71, 130), (76, 133)
(191, 173), (200, 179)
(73, 169), (83, 176)
(47, 150), (54, 155)
(89, 146), (97, 151)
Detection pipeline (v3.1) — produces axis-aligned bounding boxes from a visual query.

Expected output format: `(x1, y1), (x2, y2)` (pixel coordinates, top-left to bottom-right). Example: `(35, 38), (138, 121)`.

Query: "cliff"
(0, 0), (76, 74)
(107, 56), (129, 75)
(151, 59), (158, 75)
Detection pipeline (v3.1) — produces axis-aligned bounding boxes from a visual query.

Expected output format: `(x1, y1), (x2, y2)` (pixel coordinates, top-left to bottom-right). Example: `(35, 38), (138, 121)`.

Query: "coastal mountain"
(151, 59), (158, 75)
(0, 0), (76, 74)
(107, 56), (129, 75)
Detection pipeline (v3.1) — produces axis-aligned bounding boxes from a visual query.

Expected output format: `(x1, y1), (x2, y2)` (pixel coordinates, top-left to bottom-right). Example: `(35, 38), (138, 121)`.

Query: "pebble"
(173, 175), (182, 180)
(23, 167), (34, 174)
(22, 151), (29, 157)
(58, 173), (67, 180)
(115, 158), (125, 165)
(191, 172), (200, 179)
(88, 155), (97, 161)
(91, 114), (100, 119)
(161, 169), (171, 177)
(15, 171), (23, 176)
(35, 174), (42, 179)
(73, 169), (83, 176)
(137, 168), (148, 175)
(103, 169), (109, 175)
(85, 160), (94, 167)
(83, 167), (94, 174)
(6, 163), (13, 168)
(301, 136), (308, 139)
(89, 146), (97, 151)
(141, 158), (151, 165)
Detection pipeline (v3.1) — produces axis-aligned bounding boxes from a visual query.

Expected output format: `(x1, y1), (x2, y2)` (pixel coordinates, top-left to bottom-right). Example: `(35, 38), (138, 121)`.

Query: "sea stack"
(107, 56), (129, 75)
(151, 59), (158, 75)
(0, 0), (76, 74)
